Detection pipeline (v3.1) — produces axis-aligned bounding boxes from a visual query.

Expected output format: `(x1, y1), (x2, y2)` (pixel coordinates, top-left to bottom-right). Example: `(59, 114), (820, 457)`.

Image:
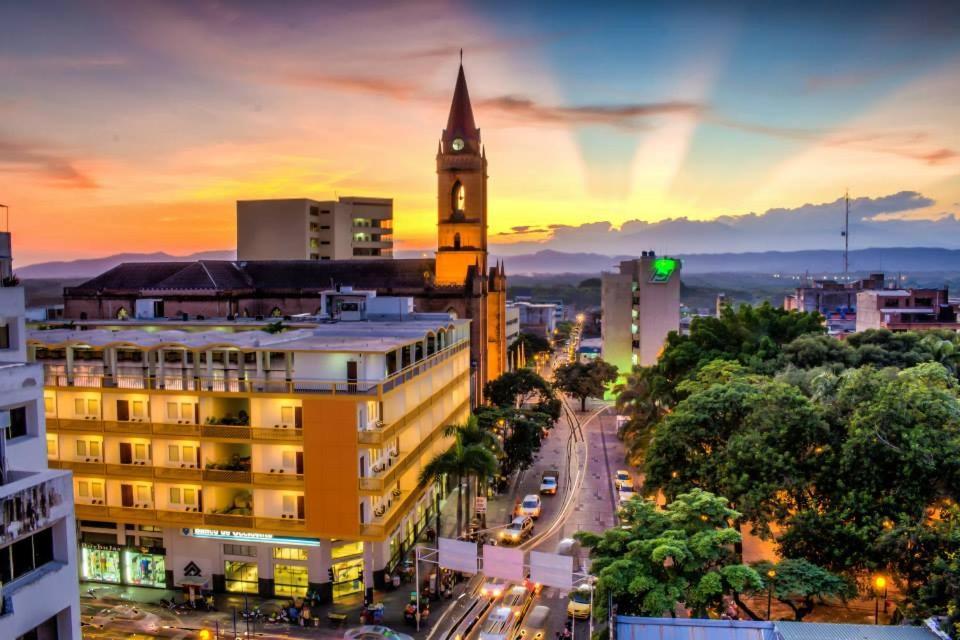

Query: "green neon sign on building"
(649, 257), (678, 283)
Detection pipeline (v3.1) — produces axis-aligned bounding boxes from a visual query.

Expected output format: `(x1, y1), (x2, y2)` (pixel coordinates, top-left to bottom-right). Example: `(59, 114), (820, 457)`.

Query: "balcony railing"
(106, 463), (154, 478)
(46, 418), (298, 441)
(252, 472), (304, 487)
(40, 338), (468, 397)
(358, 398), (468, 494)
(155, 466), (202, 481)
(358, 370), (468, 445)
(51, 459), (106, 474)
(73, 504), (299, 531)
(203, 468), (252, 484)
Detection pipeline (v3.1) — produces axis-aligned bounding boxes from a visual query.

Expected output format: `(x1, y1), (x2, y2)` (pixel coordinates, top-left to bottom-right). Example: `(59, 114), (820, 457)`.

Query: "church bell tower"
(435, 62), (488, 286)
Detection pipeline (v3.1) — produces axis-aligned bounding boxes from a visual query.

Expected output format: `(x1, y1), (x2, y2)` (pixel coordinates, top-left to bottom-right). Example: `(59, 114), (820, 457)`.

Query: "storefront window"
(273, 547), (307, 561)
(331, 541), (363, 560)
(123, 549), (166, 588)
(225, 560), (258, 593)
(81, 545), (121, 584)
(274, 563), (308, 597)
(332, 558), (363, 600)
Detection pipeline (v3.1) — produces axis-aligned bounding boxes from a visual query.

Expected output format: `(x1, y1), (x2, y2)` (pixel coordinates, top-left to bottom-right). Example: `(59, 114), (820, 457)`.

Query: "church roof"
(65, 259), (443, 296)
(443, 64), (479, 144)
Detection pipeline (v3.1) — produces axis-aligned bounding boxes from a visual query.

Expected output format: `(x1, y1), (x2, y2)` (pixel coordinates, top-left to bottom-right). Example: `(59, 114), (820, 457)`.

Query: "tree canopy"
(553, 358), (618, 411)
(576, 490), (763, 619)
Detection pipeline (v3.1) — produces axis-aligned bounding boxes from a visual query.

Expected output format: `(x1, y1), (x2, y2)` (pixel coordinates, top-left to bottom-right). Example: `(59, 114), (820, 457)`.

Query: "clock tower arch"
(436, 63), (488, 286)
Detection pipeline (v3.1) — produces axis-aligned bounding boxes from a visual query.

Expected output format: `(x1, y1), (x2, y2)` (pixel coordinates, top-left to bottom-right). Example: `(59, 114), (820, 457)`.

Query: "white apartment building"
(237, 196), (393, 261)
(32, 299), (470, 603)
(0, 239), (81, 639)
(601, 252), (681, 372)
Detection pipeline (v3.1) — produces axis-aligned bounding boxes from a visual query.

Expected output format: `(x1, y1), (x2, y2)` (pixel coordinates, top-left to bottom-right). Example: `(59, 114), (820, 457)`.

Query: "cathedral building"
(62, 63), (507, 400)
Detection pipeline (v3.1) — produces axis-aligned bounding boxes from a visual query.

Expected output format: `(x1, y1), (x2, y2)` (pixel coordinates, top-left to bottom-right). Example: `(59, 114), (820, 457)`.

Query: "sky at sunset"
(1, 0), (959, 266)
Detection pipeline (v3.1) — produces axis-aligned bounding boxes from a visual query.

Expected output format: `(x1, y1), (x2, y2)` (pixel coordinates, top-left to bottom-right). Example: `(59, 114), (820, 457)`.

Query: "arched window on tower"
(453, 233), (461, 250)
(451, 181), (465, 216)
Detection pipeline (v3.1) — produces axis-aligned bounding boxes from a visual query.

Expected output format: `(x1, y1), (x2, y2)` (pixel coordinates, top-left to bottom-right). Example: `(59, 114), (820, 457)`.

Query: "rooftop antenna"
(460, 48), (463, 65)
(842, 190), (850, 277)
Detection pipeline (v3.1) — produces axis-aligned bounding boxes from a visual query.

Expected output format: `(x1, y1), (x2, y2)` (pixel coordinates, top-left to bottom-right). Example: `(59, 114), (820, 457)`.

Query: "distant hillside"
(487, 247), (960, 275)
(18, 246), (960, 280)
(16, 250), (235, 279)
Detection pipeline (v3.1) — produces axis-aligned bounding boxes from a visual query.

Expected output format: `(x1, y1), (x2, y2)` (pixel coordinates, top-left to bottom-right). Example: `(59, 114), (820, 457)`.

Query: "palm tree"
(446, 416), (501, 528)
(420, 418), (501, 537)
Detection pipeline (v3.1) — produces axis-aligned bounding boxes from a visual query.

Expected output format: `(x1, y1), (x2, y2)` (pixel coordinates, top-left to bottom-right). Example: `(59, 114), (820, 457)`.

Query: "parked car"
(499, 516), (534, 544)
(614, 470), (633, 491)
(567, 585), (593, 619)
(519, 494), (542, 519)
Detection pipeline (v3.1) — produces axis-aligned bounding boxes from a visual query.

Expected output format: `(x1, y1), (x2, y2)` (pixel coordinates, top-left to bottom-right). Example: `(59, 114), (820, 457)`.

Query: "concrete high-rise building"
(0, 232), (81, 639)
(601, 252), (681, 372)
(237, 196), (393, 261)
(32, 301), (470, 603)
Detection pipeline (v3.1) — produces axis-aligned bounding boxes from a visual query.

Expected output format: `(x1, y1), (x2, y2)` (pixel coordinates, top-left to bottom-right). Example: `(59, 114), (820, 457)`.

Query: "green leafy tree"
(484, 368), (554, 408)
(509, 333), (551, 364)
(576, 489), (763, 619)
(554, 358), (618, 411)
(751, 559), (853, 621)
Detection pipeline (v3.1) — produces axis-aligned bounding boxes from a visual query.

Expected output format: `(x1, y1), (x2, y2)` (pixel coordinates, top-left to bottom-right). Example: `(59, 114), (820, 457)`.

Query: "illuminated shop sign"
(182, 528), (321, 547)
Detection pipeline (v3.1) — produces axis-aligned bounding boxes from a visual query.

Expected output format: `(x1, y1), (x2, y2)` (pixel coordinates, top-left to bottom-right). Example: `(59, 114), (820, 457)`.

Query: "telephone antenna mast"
(842, 190), (850, 277)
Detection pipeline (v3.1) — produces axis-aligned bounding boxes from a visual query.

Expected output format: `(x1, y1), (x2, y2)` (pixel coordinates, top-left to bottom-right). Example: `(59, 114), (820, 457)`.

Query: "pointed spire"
(442, 60), (480, 150)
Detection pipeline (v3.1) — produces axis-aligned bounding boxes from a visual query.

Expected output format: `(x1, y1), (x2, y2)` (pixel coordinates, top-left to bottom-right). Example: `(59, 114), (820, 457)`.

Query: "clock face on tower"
(451, 138), (464, 152)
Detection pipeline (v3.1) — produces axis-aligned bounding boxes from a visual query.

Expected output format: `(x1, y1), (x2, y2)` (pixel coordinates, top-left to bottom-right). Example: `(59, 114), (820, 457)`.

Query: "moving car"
(499, 516), (534, 545)
(517, 605), (551, 640)
(519, 494), (542, 519)
(618, 485), (636, 508)
(501, 585), (534, 617)
(614, 470), (633, 491)
(540, 471), (559, 495)
(567, 585), (593, 619)
(480, 581), (507, 600)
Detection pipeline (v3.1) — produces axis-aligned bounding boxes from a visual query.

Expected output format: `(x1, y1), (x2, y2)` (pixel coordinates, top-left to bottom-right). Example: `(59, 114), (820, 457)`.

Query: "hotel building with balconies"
(0, 261), (82, 639)
(30, 298), (470, 603)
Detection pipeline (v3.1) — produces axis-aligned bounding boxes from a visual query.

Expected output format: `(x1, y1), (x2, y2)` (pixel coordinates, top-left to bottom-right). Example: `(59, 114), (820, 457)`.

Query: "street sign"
(475, 496), (487, 514)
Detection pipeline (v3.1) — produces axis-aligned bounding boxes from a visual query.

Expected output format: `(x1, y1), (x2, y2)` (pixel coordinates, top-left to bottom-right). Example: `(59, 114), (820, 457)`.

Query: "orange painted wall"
(302, 397), (359, 538)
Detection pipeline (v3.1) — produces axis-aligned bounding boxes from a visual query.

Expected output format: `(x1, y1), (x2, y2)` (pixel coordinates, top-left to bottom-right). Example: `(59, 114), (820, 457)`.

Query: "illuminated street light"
(766, 569), (777, 619)
(873, 575), (887, 624)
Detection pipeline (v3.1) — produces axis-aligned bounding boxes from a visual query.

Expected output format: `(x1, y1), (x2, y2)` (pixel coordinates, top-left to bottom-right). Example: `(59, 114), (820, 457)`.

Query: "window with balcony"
(0, 320), (10, 350)
(167, 443), (198, 468)
(0, 526), (55, 587)
(46, 435), (58, 458)
(2, 406), (27, 440)
(168, 487), (197, 507)
(74, 398), (100, 418)
(44, 395), (55, 414)
(76, 438), (102, 461)
(166, 402), (196, 424)
(77, 480), (104, 503)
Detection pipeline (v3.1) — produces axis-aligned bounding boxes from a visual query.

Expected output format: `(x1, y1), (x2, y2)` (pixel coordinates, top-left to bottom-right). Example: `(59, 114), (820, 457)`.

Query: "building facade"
(0, 261), (81, 639)
(32, 306), (470, 602)
(856, 286), (957, 332)
(508, 301), (559, 339)
(237, 196), (393, 261)
(601, 252), (681, 372)
(783, 273), (886, 335)
(62, 62), (507, 401)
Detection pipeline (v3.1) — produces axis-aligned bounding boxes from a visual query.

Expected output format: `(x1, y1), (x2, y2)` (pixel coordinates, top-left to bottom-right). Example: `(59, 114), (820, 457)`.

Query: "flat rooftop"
(28, 316), (468, 354)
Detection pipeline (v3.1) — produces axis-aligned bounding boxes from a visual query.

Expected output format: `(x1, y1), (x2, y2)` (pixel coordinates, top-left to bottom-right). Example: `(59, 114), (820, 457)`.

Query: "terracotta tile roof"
(66, 259), (441, 295)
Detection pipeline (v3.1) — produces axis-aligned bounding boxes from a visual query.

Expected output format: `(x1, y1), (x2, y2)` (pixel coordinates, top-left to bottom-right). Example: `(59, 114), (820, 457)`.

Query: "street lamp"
(873, 575), (887, 625)
(766, 569), (777, 619)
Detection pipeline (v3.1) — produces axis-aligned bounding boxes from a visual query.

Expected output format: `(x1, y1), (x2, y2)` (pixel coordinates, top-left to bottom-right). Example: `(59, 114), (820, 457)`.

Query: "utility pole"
(842, 190), (850, 277)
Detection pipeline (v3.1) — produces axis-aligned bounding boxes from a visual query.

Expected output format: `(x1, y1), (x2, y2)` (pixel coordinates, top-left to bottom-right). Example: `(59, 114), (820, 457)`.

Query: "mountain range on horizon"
(14, 247), (960, 280)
